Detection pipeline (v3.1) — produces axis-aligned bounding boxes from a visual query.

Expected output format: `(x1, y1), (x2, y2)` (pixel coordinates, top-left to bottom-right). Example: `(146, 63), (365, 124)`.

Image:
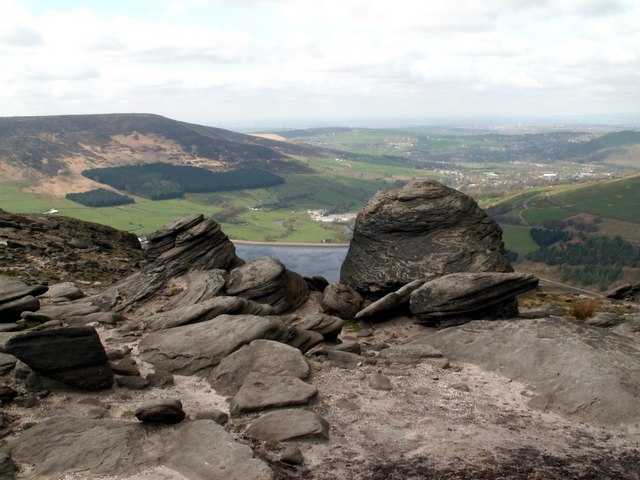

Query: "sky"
(1, 0), (639, 128)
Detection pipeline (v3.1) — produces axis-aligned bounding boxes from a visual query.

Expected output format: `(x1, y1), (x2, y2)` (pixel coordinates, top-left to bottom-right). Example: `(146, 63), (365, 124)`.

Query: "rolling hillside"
(0, 113), (321, 185)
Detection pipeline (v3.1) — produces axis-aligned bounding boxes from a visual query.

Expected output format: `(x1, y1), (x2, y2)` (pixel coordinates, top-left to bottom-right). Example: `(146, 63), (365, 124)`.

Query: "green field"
(500, 225), (538, 256)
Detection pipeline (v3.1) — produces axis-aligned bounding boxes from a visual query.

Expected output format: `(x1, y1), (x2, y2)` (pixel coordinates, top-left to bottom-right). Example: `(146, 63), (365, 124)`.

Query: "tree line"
(525, 232), (640, 290)
(82, 162), (285, 200)
(65, 188), (134, 207)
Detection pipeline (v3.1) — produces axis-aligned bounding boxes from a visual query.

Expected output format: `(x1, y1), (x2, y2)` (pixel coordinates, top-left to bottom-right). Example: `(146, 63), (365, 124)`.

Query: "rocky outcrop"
(607, 282), (640, 302)
(410, 272), (539, 326)
(88, 214), (242, 312)
(340, 180), (513, 296)
(0, 209), (143, 291)
(3, 326), (113, 390)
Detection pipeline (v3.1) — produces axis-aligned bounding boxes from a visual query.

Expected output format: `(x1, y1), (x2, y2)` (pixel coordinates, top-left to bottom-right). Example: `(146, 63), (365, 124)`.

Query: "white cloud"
(0, 0), (638, 123)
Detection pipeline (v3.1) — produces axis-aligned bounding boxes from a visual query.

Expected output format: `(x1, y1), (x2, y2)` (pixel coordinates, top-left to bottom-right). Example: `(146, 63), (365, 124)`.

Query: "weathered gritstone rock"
(0, 276), (48, 306)
(229, 371), (318, 414)
(321, 283), (363, 319)
(244, 408), (330, 441)
(139, 314), (294, 376)
(226, 257), (309, 314)
(8, 418), (274, 479)
(410, 272), (539, 326)
(291, 313), (344, 340)
(607, 282), (640, 302)
(410, 317), (640, 426)
(87, 214), (242, 312)
(4, 326), (113, 390)
(340, 180), (513, 296)
(161, 269), (227, 310)
(355, 279), (424, 320)
(210, 339), (310, 395)
(39, 282), (84, 301)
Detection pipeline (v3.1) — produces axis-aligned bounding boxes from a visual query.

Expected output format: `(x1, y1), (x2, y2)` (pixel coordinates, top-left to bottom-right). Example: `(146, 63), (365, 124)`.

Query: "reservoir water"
(234, 244), (348, 283)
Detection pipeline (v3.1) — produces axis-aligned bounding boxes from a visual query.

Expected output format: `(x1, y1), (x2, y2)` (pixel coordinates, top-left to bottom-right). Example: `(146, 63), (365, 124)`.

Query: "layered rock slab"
(210, 339), (310, 395)
(7, 417), (273, 479)
(340, 180), (513, 296)
(230, 372), (318, 415)
(244, 409), (330, 441)
(410, 272), (539, 325)
(139, 314), (292, 376)
(226, 257), (309, 314)
(410, 318), (640, 425)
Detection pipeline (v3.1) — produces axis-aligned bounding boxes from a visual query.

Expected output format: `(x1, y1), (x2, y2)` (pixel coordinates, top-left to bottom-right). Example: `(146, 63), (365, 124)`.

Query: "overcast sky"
(1, 0), (639, 128)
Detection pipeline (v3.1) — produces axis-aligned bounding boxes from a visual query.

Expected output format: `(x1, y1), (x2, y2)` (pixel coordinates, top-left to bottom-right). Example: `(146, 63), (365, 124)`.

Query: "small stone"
(110, 358), (140, 376)
(116, 376), (149, 390)
(13, 393), (38, 408)
(450, 383), (470, 392)
(368, 373), (393, 391)
(280, 447), (304, 465)
(134, 399), (185, 424)
(335, 398), (360, 411)
(0, 386), (18, 404)
(146, 371), (174, 388)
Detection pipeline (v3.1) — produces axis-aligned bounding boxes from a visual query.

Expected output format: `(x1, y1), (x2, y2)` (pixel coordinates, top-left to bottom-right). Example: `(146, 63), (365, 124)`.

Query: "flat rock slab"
(40, 282), (84, 300)
(37, 302), (100, 321)
(410, 272), (539, 324)
(139, 314), (290, 376)
(245, 408), (330, 441)
(355, 279), (424, 320)
(0, 276), (48, 305)
(8, 417), (273, 479)
(410, 318), (640, 426)
(210, 339), (310, 396)
(230, 372), (318, 415)
(4, 326), (112, 390)
(0, 295), (40, 322)
(378, 344), (443, 366)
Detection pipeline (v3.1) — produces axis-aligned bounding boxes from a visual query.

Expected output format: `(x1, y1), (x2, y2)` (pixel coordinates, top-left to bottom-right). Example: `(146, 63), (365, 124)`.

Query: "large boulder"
(8, 418), (273, 479)
(340, 181), (513, 296)
(409, 318), (640, 426)
(410, 272), (539, 326)
(3, 326), (112, 390)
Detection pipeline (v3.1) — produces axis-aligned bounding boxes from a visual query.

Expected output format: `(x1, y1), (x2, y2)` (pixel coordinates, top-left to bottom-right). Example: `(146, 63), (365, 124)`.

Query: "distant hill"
(0, 114), (324, 186)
